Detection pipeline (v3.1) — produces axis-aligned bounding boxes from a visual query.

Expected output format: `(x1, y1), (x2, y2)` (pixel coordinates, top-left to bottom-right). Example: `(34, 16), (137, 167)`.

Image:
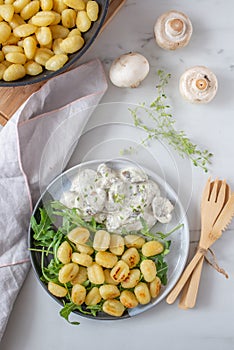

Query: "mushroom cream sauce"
(60, 163), (174, 233)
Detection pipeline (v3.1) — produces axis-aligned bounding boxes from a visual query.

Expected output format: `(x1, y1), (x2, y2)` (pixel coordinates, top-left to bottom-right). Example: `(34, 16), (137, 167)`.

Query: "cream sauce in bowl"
(60, 162), (174, 233)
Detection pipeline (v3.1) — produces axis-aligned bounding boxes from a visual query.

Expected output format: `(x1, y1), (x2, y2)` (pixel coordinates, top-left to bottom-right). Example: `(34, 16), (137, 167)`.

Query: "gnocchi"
(13, 23), (37, 37)
(140, 259), (157, 282)
(41, 0), (53, 11)
(121, 247), (140, 268)
(71, 266), (88, 285)
(34, 47), (53, 65)
(102, 299), (125, 317)
(3, 63), (25, 80)
(35, 26), (52, 46)
(58, 262), (79, 283)
(124, 234), (145, 249)
(86, 1), (99, 21)
(121, 268), (140, 289)
(31, 11), (56, 26)
(57, 241), (72, 264)
(109, 234), (125, 256)
(95, 251), (118, 268)
(93, 230), (110, 252)
(0, 4), (14, 22)
(134, 282), (151, 305)
(48, 281), (67, 297)
(149, 276), (161, 298)
(0, 0), (100, 81)
(45, 53), (68, 71)
(142, 240), (164, 257)
(24, 60), (43, 75)
(0, 22), (11, 43)
(103, 269), (119, 286)
(20, 1), (40, 20)
(23, 36), (37, 59)
(99, 284), (120, 300)
(87, 262), (105, 285)
(120, 290), (138, 309)
(41, 215), (168, 319)
(0, 63), (6, 79)
(59, 35), (84, 54)
(71, 284), (86, 305)
(68, 227), (90, 245)
(85, 287), (101, 306)
(36, 193), (170, 317)
(76, 243), (94, 255)
(76, 10), (91, 32)
(72, 252), (93, 267)
(110, 260), (129, 283)
(5, 51), (26, 64)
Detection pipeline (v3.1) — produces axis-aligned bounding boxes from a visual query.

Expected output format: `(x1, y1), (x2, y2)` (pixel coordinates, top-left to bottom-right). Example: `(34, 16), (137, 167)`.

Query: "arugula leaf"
(156, 255), (169, 285)
(51, 201), (97, 233)
(42, 258), (63, 283)
(59, 302), (81, 325)
(31, 208), (55, 247)
(140, 217), (183, 240)
(60, 301), (103, 324)
(162, 240), (171, 256)
(40, 248), (62, 283)
(154, 223), (184, 239)
(86, 303), (103, 317)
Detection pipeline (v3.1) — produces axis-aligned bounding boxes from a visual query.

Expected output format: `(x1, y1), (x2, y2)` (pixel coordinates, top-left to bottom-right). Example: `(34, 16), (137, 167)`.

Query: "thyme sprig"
(123, 70), (213, 172)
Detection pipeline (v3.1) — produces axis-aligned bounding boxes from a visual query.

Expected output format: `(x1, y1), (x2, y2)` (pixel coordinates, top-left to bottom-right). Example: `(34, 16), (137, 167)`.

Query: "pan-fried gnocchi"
(58, 262), (79, 283)
(0, 0), (100, 81)
(140, 259), (157, 282)
(72, 252), (93, 267)
(71, 284), (86, 305)
(95, 251), (118, 268)
(45, 222), (167, 318)
(85, 286), (101, 306)
(121, 247), (140, 268)
(57, 241), (72, 264)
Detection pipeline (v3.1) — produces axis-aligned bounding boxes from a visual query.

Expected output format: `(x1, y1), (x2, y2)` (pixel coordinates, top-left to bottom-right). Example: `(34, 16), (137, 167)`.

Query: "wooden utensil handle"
(179, 256), (204, 309)
(166, 250), (203, 304)
(178, 278), (190, 309)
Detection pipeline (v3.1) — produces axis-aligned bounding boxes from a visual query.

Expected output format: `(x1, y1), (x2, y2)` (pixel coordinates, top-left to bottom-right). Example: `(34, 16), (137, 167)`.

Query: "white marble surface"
(1, 0), (234, 349)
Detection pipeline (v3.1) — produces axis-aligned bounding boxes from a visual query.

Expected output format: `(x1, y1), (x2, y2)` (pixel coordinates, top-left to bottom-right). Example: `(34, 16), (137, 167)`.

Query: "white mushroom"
(120, 166), (148, 183)
(109, 52), (150, 88)
(152, 196), (174, 224)
(154, 10), (193, 50)
(179, 66), (218, 103)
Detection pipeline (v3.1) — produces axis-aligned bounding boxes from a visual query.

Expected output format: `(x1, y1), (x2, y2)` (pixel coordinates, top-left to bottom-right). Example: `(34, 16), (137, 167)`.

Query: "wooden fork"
(166, 178), (227, 305)
(179, 180), (230, 309)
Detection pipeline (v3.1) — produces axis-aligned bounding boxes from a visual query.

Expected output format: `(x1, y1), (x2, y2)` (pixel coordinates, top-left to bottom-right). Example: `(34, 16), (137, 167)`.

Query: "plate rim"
(28, 158), (190, 320)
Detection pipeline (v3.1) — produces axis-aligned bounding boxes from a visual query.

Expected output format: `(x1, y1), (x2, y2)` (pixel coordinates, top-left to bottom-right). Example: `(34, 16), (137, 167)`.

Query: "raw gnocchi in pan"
(48, 227), (164, 318)
(0, 0), (99, 81)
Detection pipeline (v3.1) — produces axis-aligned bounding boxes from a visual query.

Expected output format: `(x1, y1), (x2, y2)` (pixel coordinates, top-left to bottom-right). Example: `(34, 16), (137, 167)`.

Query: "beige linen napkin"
(0, 59), (108, 340)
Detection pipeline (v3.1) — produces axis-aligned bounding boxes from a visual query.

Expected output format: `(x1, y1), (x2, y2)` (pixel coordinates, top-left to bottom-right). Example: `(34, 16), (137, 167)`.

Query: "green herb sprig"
(121, 70), (213, 172)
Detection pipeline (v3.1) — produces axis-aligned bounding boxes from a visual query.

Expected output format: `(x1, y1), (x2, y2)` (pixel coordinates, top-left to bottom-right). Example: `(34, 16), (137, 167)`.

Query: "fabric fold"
(0, 59), (108, 341)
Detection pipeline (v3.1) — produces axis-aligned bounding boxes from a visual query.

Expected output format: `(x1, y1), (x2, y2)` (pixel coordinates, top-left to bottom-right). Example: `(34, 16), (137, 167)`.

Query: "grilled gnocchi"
(45, 225), (166, 319)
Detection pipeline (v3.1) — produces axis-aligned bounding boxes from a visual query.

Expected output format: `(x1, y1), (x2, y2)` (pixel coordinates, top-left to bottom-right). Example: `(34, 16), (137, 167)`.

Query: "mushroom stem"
(154, 10), (193, 50)
(195, 78), (208, 91)
(168, 18), (185, 36)
(179, 66), (218, 104)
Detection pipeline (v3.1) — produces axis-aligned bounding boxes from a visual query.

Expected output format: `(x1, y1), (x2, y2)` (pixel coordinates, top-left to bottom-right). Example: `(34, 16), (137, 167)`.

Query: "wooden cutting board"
(0, 0), (126, 126)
